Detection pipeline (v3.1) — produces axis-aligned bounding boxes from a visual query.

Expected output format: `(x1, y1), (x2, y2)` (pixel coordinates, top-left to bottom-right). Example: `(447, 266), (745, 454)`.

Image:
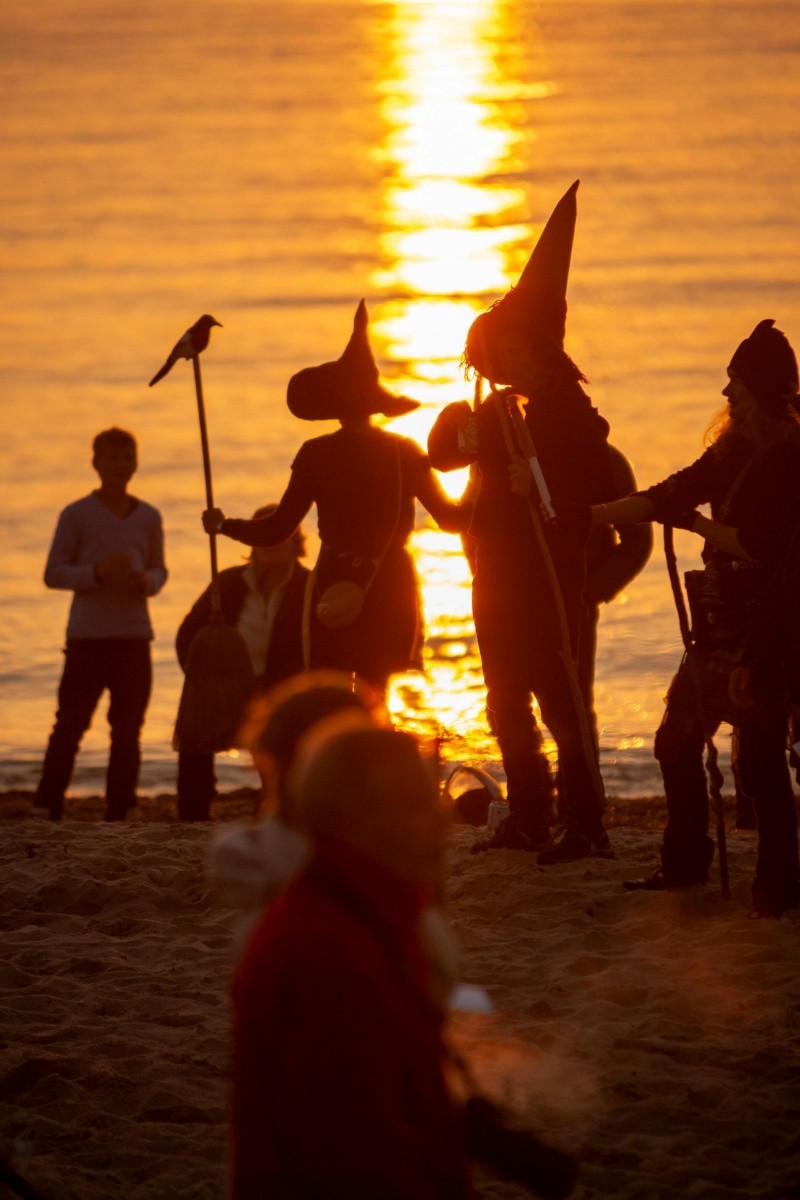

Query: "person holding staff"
(429, 181), (619, 861)
(593, 320), (800, 918)
(175, 504), (308, 821)
(203, 301), (471, 703)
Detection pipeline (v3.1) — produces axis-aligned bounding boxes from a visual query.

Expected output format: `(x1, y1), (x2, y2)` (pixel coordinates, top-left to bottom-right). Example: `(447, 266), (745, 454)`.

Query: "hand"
(95, 552), (132, 582)
(668, 508), (701, 533)
(508, 455), (532, 498)
(126, 571), (149, 597)
(656, 497), (701, 532)
(202, 508), (225, 534)
(728, 664), (754, 709)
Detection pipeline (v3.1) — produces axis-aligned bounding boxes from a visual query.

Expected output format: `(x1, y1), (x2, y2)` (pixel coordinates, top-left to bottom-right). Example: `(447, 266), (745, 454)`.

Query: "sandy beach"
(2, 792), (799, 1200)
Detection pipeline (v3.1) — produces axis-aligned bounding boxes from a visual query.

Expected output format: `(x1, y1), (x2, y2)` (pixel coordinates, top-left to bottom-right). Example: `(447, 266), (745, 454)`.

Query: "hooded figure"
(203, 301), (471, 699)
(728, 319), (799, 415)
(589, 318), (800, 918)
(428, 180), (620, 863)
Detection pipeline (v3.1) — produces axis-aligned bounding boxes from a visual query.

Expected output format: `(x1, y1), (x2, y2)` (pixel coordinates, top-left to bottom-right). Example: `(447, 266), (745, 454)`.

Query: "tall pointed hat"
(287, 300), (419, 421)
(465, 180), (579, 381)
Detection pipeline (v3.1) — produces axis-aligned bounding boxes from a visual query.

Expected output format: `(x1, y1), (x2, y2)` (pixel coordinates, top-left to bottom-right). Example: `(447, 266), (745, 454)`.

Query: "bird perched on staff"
(148, 314), (222, 386)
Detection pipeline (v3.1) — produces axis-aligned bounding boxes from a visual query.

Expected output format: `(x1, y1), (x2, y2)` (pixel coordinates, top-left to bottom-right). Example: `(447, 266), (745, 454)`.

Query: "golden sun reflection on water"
(369, 0), (554, 768)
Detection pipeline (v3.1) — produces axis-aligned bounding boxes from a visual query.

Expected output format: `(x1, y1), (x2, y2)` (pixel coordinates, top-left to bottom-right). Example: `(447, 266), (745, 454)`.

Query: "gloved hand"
(652, 493), (701, 532)
(665, 508), (701, 532)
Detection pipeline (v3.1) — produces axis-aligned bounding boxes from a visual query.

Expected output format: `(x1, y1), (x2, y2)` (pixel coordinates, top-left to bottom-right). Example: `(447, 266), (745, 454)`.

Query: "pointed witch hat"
(287, 300), (419, 421)
(464, 180), (580, 382)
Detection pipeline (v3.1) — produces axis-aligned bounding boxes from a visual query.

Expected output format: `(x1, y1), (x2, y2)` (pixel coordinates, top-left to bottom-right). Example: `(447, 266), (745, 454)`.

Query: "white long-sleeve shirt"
(44, 492), (167, 639)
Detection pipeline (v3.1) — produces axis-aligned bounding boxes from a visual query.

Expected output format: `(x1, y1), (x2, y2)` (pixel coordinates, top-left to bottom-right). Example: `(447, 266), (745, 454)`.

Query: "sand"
(2, 792), (799, 1200)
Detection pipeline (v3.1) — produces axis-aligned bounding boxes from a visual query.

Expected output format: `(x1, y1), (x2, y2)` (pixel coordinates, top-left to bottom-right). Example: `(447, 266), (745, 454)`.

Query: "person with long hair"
(594, 320), (800, 918)
(428, 181), (620, 862)
(203, 301), (471, 704)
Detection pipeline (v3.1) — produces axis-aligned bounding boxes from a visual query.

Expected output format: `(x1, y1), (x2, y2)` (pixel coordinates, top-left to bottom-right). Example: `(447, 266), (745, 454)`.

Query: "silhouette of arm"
(222, 470), (314, 548)
(143, 509), (167, 596)
(43, 505), (98, 592)
(415, 454), (473, 534)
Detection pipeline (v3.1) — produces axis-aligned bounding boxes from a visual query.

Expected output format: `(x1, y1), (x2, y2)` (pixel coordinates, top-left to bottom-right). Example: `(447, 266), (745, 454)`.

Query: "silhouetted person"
(203, 301), (471, 704)
(175, 506), (309, 821)
(732, 518), (800, 796)
(600, 320), (800, 918)
(429, 181), (618, 862)
(35, 427), (167, 821)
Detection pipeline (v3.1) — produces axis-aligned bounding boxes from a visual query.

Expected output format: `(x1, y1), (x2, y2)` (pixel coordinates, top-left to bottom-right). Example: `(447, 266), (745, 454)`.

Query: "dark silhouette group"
(33, 179), (800, 1200)
(37, 181), (800, 926)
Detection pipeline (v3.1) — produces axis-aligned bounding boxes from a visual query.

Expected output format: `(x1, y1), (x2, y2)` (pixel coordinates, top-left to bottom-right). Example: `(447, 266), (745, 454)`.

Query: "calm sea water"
(2, 0), (799, 799)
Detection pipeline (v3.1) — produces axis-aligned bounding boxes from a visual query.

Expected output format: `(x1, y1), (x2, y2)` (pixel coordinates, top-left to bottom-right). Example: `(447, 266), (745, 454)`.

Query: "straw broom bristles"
(173, 622), (255, 755)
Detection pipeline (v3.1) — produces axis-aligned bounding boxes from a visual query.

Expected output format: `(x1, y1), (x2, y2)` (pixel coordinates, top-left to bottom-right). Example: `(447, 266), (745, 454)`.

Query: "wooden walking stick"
(167, 323), (255, 756)
(458, 374), (484, 575)
(492, 390), (606, 810)
(662, 525), (730, 899)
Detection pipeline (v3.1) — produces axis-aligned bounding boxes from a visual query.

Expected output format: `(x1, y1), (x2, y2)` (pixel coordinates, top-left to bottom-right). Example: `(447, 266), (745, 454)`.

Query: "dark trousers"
(177, 752), (216, 822)
(553, 602), (600, 821)
(476, 579), (605, 839)
(36, 638), (152, 821)
(576, 603), (600, 754)
(655, 653), (799, 909)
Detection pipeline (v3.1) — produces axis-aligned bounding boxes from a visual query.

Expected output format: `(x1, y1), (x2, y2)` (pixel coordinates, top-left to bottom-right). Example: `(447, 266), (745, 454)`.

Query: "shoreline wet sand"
(0, 788), (677, 829)
(2, 794), (799, 1199)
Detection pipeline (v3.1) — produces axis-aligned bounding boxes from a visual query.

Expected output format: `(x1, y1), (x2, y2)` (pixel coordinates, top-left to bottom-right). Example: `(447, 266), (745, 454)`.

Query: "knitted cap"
(729, 319), (799, 413)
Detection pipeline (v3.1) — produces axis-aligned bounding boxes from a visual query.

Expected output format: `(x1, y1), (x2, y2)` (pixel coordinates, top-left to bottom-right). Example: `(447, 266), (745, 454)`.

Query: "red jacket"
(231, 840), (473, 1200)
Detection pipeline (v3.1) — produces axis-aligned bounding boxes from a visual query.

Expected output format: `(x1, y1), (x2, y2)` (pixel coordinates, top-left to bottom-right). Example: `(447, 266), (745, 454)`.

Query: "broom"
(172, 341), (255, 755)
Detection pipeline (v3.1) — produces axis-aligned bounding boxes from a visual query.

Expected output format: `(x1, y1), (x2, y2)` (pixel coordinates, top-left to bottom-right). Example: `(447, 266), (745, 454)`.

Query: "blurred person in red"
(230, 722), (472, 1200)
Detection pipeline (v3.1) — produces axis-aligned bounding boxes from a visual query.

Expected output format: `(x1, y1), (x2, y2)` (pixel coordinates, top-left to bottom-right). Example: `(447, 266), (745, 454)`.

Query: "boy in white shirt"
(35, 427), (167, 821)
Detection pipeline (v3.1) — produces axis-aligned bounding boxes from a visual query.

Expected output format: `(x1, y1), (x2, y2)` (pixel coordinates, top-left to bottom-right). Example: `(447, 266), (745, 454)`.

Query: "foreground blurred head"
(241, 671), (386, 822)
(292, 723), (447, 893)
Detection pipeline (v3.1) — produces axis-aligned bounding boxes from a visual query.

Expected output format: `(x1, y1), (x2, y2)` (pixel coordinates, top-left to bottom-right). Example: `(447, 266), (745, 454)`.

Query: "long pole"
(191, 354), (222, 619)
(663, 525), (730, 899)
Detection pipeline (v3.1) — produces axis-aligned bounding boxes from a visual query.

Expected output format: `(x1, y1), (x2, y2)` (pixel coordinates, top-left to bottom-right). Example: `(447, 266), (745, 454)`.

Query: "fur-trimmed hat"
(287, 301), (419, 421)
(465, 180), (579, 383)
(728, 319), (799, 413)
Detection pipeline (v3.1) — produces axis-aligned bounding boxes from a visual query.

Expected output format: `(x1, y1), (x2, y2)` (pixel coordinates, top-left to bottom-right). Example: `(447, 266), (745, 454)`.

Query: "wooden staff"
(173, 346), (255, 755)
(663, 525), (730, 899)
(192, 354), (222, 618)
